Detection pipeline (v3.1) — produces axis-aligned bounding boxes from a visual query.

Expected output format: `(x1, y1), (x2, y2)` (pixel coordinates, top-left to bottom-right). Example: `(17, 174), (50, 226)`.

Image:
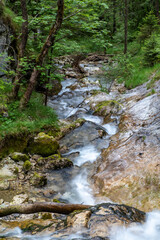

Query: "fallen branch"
(0, 202), (91, 217)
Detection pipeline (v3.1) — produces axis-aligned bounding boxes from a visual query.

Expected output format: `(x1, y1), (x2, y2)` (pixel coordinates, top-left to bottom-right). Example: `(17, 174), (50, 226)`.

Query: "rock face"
(93, 80), (160, 212)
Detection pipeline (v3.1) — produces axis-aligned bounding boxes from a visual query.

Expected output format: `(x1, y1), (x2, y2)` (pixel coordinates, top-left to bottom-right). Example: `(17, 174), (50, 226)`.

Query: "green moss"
(0, 132), (31, 160)
(37, 154), (73, 170)
(0, 2), (19, 31)
(41, 213), (52, 220)
(10, 152), (29, 162)
(22, 222), (53, 233)
(53, 199), (61, 203)
(14, 167), (19, 175)
(30, 172), (47, 187)
(27, 132), (59, 157)
(94, 100), (121, 116)
(23, 160), (32, 172)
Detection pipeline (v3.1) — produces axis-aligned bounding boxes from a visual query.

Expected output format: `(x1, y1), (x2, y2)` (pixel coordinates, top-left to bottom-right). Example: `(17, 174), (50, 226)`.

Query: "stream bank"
(0, 53), (160, 239)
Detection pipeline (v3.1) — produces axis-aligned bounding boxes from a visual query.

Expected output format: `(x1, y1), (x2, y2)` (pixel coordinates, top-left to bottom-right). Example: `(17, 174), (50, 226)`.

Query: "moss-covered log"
(0, 202), (91, 217)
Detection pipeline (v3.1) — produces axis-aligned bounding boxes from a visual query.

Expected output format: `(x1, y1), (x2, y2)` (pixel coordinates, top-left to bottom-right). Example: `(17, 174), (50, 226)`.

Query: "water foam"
(110, 211), (160, 240)
(62, 169), (95, 205)
(74, 145), (100, 166)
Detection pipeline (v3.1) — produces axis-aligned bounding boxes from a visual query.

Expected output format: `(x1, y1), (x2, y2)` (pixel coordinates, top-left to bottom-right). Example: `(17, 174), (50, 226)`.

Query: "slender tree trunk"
(0, 202), (91, 217)
(113, 0), (117, 34)
(12, 0), (28, 99)
(124, 0), (128, 54)
(20, 0), (64, 108)
(155, 0), (160, 22)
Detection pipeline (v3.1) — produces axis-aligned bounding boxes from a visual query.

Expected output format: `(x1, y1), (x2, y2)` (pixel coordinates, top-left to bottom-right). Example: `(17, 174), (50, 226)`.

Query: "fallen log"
(0, 202), (92, 217)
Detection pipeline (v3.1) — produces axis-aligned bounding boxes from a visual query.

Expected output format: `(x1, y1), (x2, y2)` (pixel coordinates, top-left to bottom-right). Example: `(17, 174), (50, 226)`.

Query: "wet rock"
(67, 210), (91, 228)
(27, 132), (59, 157)
(10, 152), (29, 162)
(65, 71), (78, 78)
(93, 100), (122, 117)
(37, 154), (73, 170)
(59, 121), (106, 150)
(52, 203), (145, 239)
(88, 203), (145, 238)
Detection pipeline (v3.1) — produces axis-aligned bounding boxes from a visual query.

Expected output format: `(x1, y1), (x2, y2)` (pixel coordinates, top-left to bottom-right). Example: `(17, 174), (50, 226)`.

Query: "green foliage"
(0, 92), (58, 139)
(105, 41), (160, 89)
(146, 69), (160, 89)
(142, 34), (160, 66)
(137, 11), (159, 44)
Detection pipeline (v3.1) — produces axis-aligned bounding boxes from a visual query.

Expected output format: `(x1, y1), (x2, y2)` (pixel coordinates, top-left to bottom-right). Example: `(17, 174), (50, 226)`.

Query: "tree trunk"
(20, 0), (64, 108)
(0, 202), (91, 217)
(155, 0), (160, 22)
(124, 0), (128, 54)
(12, 0), (28, 99)
(113, 0), (117, 34)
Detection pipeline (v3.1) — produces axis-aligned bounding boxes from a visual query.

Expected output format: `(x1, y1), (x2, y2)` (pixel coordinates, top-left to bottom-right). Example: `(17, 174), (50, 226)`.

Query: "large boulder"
(52, 203), (145, 239)
(27, 132), (59, 157)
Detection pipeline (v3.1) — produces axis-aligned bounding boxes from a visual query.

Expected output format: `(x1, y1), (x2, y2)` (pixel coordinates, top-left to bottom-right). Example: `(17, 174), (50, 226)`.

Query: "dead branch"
(0, 202), (91, 217)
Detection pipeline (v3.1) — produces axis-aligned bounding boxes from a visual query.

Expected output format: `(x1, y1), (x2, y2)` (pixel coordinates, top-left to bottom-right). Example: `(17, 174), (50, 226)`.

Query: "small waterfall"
(62, 169), (95, 205)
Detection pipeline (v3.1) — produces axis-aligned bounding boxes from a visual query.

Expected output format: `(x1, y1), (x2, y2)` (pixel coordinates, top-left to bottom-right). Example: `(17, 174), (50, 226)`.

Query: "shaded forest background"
(0, 0), (160, 138)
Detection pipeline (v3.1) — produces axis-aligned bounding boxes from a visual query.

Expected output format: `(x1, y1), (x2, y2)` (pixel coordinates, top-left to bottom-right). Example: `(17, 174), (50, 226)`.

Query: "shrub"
(142, 34), (160, 66)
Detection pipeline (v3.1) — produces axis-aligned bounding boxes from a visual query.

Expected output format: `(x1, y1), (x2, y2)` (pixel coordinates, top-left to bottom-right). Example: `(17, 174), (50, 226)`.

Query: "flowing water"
(110, 211), (160, 240)
(1, 63), (158, 239)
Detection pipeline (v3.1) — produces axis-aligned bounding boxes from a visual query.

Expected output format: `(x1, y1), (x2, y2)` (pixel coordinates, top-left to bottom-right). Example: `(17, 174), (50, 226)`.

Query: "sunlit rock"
(12, 194), (29, 205)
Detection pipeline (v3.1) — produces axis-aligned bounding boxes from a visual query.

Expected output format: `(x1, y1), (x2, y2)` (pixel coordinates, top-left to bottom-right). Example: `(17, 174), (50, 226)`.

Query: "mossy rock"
(37, 154), (73, 170)
(10, 152), (29, 162)
(27, 132), (59, 157)
(0, 132), (30, 160)
(94, 100), (121, 117)
(23, 160), (32, 172)
(30, 172), (47, 187)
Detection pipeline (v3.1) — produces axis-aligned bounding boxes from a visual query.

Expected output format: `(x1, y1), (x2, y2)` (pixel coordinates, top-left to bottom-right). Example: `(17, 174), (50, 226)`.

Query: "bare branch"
(0, 202), (91, 217)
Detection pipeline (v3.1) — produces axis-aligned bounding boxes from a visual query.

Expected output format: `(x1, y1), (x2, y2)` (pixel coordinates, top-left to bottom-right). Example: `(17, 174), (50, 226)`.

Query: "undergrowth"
(105, 42), (160, 89)
(0, 92), (58, 140)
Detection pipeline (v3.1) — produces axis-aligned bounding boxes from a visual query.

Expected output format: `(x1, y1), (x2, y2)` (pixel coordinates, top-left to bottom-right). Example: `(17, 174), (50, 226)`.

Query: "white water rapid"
(1, 62), (158, 240)
(110, 211), (160, 240)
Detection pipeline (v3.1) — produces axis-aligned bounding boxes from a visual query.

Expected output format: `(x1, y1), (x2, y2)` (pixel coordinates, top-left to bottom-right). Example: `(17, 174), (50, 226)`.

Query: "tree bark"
(155, 0), (160, 22)
(113, 0), (117, 34)
(0, 202), (91, 217)
(20, 0), (64, 108)
(124, 0), (128, 54)
(12, 0), (28, 99)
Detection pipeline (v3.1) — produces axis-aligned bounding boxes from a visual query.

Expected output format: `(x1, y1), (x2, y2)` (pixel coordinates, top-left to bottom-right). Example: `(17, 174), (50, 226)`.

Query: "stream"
(47, 64), (118, 205)
(1, 61), (160, 239)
